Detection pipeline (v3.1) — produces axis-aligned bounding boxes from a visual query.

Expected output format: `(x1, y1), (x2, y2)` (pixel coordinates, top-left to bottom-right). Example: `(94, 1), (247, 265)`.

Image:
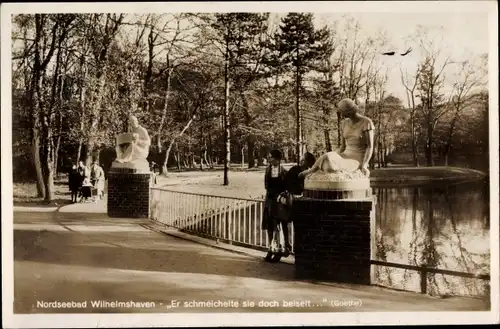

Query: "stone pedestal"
(292, 179), (374, 285)
(107, 167), (151, 218)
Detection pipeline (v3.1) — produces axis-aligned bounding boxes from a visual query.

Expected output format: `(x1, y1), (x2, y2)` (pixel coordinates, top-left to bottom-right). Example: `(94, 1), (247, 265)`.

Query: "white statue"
(113, 115), (151, 172)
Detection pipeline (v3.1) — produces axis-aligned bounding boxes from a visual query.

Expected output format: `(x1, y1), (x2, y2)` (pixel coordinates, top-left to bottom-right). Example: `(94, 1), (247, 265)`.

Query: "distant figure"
(382, 47), (412, 56)
(77, 161), (90, 180)
(90, 161), (105, 200)
(77, 161), (89, 200)
(262, 149), (288, 262)
(299, 98), (375, 178)
(400, 47), (412, 56)
(150, 161), (159, 174)
(68, 165), (80, 203)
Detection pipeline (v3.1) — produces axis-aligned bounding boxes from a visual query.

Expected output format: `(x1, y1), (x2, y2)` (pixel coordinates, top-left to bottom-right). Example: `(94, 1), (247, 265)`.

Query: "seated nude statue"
(299, 98), (375, 178)
(115, 115), (151, 165)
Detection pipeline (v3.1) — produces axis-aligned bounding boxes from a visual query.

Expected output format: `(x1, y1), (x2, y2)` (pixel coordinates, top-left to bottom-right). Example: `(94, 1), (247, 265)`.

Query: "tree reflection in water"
(372, 180), (490, 297)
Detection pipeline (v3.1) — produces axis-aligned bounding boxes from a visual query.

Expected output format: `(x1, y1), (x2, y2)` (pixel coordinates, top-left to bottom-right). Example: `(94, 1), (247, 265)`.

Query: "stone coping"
(295, 197), (374, 202)
(109, 167), (152, 174)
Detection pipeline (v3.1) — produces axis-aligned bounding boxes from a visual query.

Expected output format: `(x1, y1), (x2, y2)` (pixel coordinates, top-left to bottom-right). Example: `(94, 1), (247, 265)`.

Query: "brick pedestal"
(107, 168), (151, 218)
(292, 191), (374, 285)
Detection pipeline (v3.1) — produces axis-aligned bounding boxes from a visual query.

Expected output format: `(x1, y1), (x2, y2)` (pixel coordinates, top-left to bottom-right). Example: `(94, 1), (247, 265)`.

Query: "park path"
(12, 200), (489, 314)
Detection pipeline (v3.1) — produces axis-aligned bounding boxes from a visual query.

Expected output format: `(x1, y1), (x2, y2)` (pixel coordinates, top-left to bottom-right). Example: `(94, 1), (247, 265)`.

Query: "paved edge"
(140, 221), (492, 303)
(142, 221), (295, 265)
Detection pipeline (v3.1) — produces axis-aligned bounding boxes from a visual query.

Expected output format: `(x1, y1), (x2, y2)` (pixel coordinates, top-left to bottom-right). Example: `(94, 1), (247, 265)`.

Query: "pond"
(372, 179), (490, 297)
(151, 174), (491, 298)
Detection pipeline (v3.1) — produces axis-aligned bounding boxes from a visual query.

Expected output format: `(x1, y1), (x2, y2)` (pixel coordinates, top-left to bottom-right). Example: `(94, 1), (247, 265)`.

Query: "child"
(80, 178), (93, 203)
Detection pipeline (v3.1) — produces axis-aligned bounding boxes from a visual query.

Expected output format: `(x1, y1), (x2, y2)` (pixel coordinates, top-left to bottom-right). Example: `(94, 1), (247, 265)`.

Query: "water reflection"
(373, 180), (490, 297)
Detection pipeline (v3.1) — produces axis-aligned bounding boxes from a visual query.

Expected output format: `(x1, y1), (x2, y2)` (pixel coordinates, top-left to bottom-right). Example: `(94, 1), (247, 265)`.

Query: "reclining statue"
(299, 98), (375, 179)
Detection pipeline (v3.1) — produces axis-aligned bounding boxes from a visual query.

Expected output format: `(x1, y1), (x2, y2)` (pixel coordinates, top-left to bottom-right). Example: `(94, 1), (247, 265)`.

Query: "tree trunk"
(54, 126), (62, 175)
(241, 146), (245, 168)
(29, 58), (45, 197)
(283, 146), (289, 163)
(30, 14), (57, 198)
(336, 112), (342, 147)
(157, 135), (162, 154)
(443, 116), (458, 167)
(207, 130), (214, 168)
(295, 61), (302, 164)
(410, 113), (419, 167)
(87, 68), (108, 165)
(44, 36), (60, 202)
(223, 43), (230, 186)
(76, 63), (87, 163)
(323, 128), (332, 152)
(162, 114), (196, 174)
(247, 136), (255, 169)
(31, 128), (45, 198)
(157, 58), (173, 152)
(257, 148), (264, 166)
(203, 144), (209, 169)
(199, 127), (204, 171)
(175, 143), (181, 171)
(54, 71), (65, 175)
(426, 121), (434, 166)
(42, 121), (55, 203)
(382, 136), (388, 168)
(76, 139), (83, 164)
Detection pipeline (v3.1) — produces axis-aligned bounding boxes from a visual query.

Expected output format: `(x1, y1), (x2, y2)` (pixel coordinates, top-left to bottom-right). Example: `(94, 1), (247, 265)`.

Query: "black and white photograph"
(1, 1), (498, 328)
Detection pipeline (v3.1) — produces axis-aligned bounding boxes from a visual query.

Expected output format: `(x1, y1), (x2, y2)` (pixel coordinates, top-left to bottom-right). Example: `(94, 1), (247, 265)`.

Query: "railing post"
(370, 196), (377, 285)
(227, 201), (233, 245)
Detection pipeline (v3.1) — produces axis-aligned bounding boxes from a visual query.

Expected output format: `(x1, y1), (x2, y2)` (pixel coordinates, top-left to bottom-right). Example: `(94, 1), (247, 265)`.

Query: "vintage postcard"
(1, 1), (498, 327)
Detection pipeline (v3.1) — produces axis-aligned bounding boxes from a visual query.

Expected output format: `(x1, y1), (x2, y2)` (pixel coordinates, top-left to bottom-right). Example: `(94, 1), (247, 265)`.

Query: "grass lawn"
(13, 175), (72, 206)
(155, 165), (488, 199)
(12, 165), (487, 204)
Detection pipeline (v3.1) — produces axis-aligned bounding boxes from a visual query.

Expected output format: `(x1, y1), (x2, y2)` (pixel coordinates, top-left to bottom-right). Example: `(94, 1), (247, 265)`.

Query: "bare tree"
(85, 14), (124, 165)
(400, 65), (422, 166)
(442, 57), (487, 165)
(416, 54), (454, 166)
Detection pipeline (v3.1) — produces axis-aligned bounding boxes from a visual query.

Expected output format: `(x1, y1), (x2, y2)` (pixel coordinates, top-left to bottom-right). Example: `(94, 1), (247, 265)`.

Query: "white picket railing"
(150, 187), (294, 252)
(149, 187), (490, 296)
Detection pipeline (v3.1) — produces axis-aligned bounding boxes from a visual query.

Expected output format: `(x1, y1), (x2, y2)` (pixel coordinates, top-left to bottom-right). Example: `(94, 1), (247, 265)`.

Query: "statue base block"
(111, 160), (150, 173)
(107, 169), (152, 218)
(291, 191), (375, 285)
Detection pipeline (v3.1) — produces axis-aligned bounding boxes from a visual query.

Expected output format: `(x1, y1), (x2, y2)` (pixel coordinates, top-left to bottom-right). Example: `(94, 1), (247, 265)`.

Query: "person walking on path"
(90, 161), (105, 201)
(68, 165), (81, 203)
(262, 149), (288, 262)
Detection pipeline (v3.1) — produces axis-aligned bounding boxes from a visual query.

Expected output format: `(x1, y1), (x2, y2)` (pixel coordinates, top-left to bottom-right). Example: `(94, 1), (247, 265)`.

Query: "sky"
(8, 6), (492, 104)
(312, 12), (490, 102)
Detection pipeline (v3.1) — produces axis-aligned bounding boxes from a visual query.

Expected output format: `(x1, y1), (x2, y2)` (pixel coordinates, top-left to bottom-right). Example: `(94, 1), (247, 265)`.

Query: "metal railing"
(150, 187), (294, 252)
(370, 260), (490, 294)
(149, 188), (489, 295)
